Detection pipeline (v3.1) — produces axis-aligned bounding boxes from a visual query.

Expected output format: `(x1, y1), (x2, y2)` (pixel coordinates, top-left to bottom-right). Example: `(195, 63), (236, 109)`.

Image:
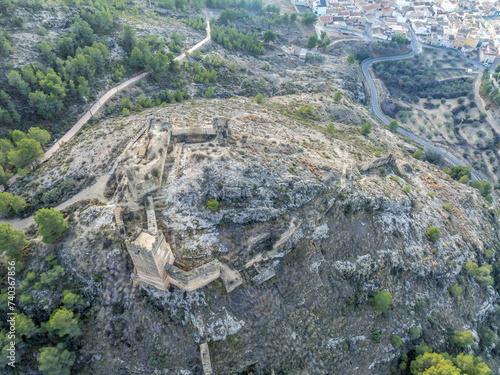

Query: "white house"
(313, 0), (328, 15)
(480, 43), (497, 63)
(394, 0), (410, 8)
(393, 11), (407, 24)
(412, 21), (430, 35)
(441, 0), (458, 13)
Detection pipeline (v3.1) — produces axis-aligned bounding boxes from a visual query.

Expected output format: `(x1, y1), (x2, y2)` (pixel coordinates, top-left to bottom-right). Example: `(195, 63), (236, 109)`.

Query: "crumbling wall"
(165, 261), (222, 292)
(213, 116), (231, 139)
(125, 120), (172, 200)
(123, 116), (243, 293)
(164, 260), (243, 293)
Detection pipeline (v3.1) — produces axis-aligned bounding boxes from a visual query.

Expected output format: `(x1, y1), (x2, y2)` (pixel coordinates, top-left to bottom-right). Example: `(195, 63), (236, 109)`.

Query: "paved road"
(361, 30), (482, 181)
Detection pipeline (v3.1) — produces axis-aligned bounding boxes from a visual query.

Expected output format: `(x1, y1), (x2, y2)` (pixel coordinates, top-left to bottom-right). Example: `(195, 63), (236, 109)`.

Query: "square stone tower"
(125, 229), (174, 290)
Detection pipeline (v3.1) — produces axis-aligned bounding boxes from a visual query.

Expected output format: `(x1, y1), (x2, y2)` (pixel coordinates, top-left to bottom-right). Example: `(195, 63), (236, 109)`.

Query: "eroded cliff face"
(36, 94), (499, 374)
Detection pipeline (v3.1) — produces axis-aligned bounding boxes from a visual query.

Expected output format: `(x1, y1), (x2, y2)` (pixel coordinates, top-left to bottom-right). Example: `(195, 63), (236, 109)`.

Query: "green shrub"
(443, 165), (471, 181)
(40, 265), (65, 286)
(121, 97), (131, 109)
(206, 199), (219, 211)
(410, 352), (491, 374)
(46, 308), (81, 338)
(399, 360), (407, 371)
(298, 103), (314, 118)
(371, 330), (382, 342)
(426, 226), (440, 241)
(46, 254), (58, 266)
(449, 285), (463, 298)
(390, 175), (400, 183)
(0, 222), (29, 260)
(41, 179), (77, 205)
(38, 343), (75, 375)
(469, 180), (493, 203)
(204, 87), (215, 98)
(427, 191), (435, 198)
(476, 264), (493, 285)
(479, 327), (496, 347)
(0, 192), (27, 216)
(409, 327), (421, 340)
(360, 122), (372, 135)
(388, 119), (398, 132)
(452, 330), (474, 348)
(413, 149), (424, 160)
(62, 292), (84, 309)
(122, 108), (130, 116)
(34, 208), (68, 244)
(391, 335), (403, 347)
(19, 281), (30, 292)
(442, 203), (452, 212)
(415, 343), (433, 355)
(402, 185), (411, 193)
(326, 123), (335, 134)
(15, 313), (38, 338)
(255, 93), (263, 103)
(19, 294), (32, 305)
(464, 261), (478, 276)
(371, 290), (392, 313)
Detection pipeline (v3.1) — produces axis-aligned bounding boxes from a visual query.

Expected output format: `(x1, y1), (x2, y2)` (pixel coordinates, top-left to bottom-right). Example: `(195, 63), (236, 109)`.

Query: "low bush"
(206, 199), (219, 211)
(426, 226), (440, 241)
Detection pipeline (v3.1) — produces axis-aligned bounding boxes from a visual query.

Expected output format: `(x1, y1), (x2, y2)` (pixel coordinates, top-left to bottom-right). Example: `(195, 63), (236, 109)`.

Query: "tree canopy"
(263, 30), (277, 44)
(15, 313), (38, 339)
(34, 208), (68, 244)
(388, 119), (398, 132)
(0, 192), (26, 217)
(410, 351), (492, 375)
(371, 290), (392, 313)
(426, 226), (441, 241)
(301, 12), (317, 25)
(46, 308), (81, 338)
(307, 34), (318, 49)
(443, 165), (471, 182)
(7, 138), (44, 169)
(38, 344), (76, 375)
(360, 122), (372, 136)
(452, 330), (474, 349)
(0, 222), (29, 259)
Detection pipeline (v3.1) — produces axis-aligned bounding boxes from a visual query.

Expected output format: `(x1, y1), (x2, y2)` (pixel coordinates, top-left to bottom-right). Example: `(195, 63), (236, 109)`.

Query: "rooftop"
(133, 230), (156, 251)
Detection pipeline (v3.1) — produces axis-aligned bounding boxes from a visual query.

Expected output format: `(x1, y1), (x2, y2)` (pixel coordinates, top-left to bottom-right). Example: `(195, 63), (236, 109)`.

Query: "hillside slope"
(9, 93), (499, 374)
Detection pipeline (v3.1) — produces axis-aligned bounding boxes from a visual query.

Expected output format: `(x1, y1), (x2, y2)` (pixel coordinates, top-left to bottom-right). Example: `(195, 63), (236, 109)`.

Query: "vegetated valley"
(0, 0), (499, 375)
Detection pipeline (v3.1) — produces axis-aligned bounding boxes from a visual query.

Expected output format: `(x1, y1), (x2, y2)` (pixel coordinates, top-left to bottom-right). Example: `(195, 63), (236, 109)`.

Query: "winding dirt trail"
(4, 21), (212, 231)
(44, 20), (211, 160)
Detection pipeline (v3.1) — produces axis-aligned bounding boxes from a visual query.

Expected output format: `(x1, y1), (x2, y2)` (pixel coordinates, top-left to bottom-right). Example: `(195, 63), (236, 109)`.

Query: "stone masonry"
(122, 117), (243, 293)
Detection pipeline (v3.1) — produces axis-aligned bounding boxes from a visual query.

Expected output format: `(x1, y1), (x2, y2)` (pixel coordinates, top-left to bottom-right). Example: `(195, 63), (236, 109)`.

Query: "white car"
(483, 62), (490, 67)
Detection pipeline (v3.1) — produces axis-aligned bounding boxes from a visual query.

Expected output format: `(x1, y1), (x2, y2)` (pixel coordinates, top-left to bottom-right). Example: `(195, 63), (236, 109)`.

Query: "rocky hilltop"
(14, 92), (500, 374)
